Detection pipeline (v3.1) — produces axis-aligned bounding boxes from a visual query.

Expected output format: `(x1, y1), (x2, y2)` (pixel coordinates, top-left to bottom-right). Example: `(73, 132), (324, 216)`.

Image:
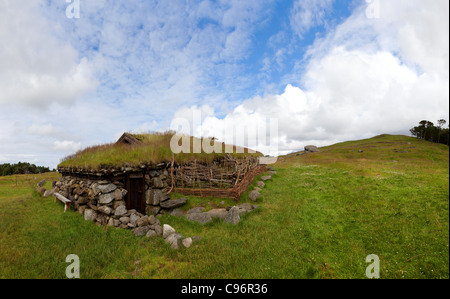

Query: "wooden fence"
(171, 164), (266, 201)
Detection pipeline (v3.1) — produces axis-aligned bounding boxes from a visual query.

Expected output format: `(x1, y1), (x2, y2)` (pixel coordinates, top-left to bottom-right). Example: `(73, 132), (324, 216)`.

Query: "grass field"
(0, 135), (448, 279)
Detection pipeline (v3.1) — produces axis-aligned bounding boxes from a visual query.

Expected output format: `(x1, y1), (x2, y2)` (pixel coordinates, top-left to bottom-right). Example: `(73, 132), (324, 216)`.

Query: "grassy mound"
(58, 132), (262, 170)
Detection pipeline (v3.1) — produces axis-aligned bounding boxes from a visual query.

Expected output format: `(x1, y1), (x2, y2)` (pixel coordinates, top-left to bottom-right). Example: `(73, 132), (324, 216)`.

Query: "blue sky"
(0, 0), (448, 168)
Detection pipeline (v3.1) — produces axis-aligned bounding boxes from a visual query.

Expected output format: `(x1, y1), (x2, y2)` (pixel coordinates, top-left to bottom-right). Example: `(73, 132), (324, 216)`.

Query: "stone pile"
(163, 224), (201, 249)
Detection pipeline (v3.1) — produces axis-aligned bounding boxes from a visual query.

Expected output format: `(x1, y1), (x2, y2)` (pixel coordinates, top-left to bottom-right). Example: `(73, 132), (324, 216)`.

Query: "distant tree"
(410, 119), (449, 146)
(0, 162), (52, 177)
(437, 119), (447, 144)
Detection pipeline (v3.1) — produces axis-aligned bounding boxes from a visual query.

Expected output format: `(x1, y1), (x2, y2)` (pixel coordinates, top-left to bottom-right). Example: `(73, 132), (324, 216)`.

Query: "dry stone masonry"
(47, 164), (276, 249)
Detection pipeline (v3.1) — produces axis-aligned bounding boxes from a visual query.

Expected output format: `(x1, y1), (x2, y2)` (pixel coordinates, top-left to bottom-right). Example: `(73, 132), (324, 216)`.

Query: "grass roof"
(58, 131), (262, 171)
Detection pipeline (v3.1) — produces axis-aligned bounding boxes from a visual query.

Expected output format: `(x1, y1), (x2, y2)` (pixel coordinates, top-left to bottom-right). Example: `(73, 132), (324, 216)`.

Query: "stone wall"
(55, 167), (186, 236)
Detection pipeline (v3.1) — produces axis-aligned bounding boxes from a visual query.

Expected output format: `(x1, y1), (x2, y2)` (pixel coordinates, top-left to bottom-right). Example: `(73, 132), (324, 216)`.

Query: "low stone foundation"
(54, 172), (182, 235)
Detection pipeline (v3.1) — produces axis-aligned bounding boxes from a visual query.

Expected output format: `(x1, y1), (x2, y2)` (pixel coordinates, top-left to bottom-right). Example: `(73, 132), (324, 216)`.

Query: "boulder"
(119, 217), (130, 225)
(76, 196), (88, 205)
(99, 193), (115, 205)
(37, 180), (46, 187)
(160, 198), (188, 209)
(187, 207), (205, 214)
(182, 237), (193, 248)
(97, 183), (117, 194)
(136, 216), (149, 227)
(114, 205), (127, 216)
(305, 145), (320, 153)
(168, 208), (185, 217)
(152, 177), (164, 189)
(43, 188), (55, 197)
(129, 214), (140, 225)
(113, 189), (123, 201)
(146, 206), (161, 216)
(206, 208), (228, 220)
(261, 175), (272, 181)
(133, 226), (151, 237)
(224, 206), (240, 225)
(84, 209), (97, 222)
(163, 224), (176, 239)
(237, 203), (253, 211)
(146, 230), (157, 238)
(256, 181), (265, 188)
(186, 212), (212, 224)
(154, 224), (163, 236)
(146, 189), (169, 205)
(165, 233), (184, 249)
(98, 205), (113, 215)
(249, 190), (261, 202)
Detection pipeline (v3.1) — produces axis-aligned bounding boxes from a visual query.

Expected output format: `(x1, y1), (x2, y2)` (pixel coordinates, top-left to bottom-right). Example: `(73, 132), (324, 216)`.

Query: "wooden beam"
(54, 192), (72, 213)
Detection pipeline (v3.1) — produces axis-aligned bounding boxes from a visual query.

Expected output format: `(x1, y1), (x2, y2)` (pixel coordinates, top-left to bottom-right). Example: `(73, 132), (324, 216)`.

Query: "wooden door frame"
(125, 173), (146, 214)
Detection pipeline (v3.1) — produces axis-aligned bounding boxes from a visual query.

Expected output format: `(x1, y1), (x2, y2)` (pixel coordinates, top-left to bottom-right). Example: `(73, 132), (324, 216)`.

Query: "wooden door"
(126, 174), (145, 214)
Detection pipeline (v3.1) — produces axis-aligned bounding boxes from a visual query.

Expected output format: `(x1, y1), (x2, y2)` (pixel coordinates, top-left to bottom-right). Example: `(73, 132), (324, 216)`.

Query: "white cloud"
(172, 0), (449, 155)
(53, 141), (82, 152)
(0, 0), (97, 108)
(290, 0), (334, 38)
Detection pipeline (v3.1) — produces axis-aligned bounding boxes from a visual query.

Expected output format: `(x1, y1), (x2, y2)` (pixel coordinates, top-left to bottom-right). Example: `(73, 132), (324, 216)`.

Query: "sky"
(0, 0), (449, 169)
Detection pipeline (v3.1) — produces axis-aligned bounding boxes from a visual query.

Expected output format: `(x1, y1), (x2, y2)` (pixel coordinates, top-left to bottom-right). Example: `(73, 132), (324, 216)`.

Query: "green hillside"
(1, 134), (448, 279)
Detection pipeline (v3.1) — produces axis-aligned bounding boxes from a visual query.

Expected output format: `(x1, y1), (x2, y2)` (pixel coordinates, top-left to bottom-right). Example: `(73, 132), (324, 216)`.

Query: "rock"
(37, 180), (46, 187)
(146, 189), (169, 205)
(78, 205), (86, 215)
(256, 181), (265, 188)
(261, 175), (272, 181)
(207, 208), (228, 220)
(305, 145), (320, 153)
(224, 206), (240, 225)
(84, 209), (97, 222)
(76, 196), (88, 205)
(182, 237), (193, 248)
(146, 230), (157, 238)
(133, 226), (151, 237)
(97, 183), (117, 194)
(43, 188), (55, 197)
(113, 189), (123, 201)
(130, 214), (140, 225)
(154, 224), (163, 236)
(187, 207), (205, 214)
(249, 190), (262, 202)
(98, 205), (113, 215)
(96, 214), (108, 225)
(267, 166), (274, 171)
(237, 203), (253, 211)
(254, 187), (262, 192)
(119, 217), (130, 225)
(160, 198), (188, 209)
(107, 218), (115, 227)
(165, 233), (184, 249)
(168, 208), (185, 217)
(99, 193), (115, 204)
(186, 212), (212, 224)
(152, 177), (164, 189)
(114, 205), (127, 216)
(98, 180), (110, 185)
(136, 216), (149, 227)
(146, 206), (161, 216)
(267, 171), (277, 175)
(163, 224), (176, 239)
(113, 219), (121, 227)
(148, 215), (157, 225)
(37, 187), (46, 195)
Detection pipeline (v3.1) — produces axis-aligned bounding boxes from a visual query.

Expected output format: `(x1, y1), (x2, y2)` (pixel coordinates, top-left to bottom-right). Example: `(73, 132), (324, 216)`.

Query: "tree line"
(410, 119), (449, 146)
(0, 162), (54, 177)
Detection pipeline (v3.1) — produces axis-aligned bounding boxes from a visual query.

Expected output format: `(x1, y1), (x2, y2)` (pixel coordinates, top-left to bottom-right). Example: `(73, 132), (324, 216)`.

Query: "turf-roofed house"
(56, 132), (267, 228)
